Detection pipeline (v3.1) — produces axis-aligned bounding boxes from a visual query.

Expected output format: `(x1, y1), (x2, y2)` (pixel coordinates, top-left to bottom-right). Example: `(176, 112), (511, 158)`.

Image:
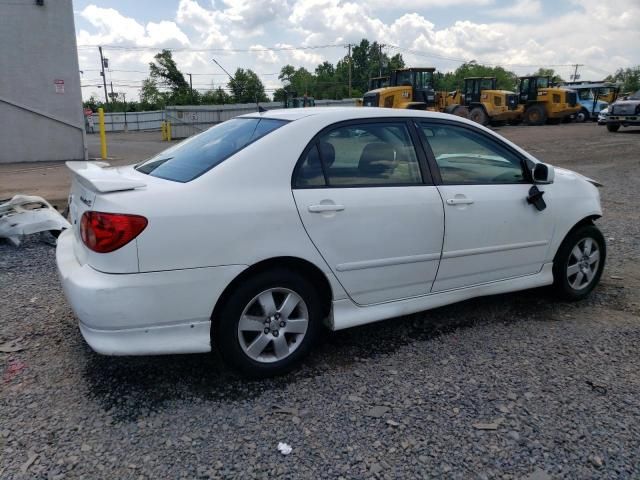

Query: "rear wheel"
(552, 224), (605, 301)
(214, 269), (323, 377)
(606, 123), (620, 132)
(469, 107), (489, 126)
(525, 105), (547, 125)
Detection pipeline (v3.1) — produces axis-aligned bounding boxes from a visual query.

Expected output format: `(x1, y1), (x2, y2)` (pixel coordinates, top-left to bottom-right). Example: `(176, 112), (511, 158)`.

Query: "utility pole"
(378, 43), (384, 77)
(98, 46), (109, 110)
(110, 81), (115, 102)
(347, 44), (352, 98)
(187, 73), (193, 104)
(571, 64), (584, 81)
(122, 93), (127, 131)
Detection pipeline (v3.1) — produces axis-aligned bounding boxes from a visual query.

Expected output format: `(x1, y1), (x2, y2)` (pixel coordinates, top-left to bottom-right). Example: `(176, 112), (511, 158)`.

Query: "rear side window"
(136, 118), (287, 182)
(294, 122), (423, 188)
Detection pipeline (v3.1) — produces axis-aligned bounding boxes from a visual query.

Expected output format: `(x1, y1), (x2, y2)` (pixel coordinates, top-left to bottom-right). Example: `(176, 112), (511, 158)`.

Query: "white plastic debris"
(0, 195), (71, 246)
(277, 442), (292, 455)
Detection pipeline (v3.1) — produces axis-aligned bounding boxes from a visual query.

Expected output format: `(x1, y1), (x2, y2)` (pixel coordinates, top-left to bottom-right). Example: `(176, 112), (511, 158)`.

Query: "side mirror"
(532, 163), (554, 184)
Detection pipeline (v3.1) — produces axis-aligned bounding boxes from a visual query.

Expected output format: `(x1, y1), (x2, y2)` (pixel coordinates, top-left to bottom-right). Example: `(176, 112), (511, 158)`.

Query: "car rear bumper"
(56, 229), (247, 355)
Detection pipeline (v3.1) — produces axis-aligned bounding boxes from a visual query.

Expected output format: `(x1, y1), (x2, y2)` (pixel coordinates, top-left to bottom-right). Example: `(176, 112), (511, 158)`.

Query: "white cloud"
(367, 0), (493, 8)
(489, 0), (542, 18)
(77, 5), (189, 47)
(250, 44), (280, 64)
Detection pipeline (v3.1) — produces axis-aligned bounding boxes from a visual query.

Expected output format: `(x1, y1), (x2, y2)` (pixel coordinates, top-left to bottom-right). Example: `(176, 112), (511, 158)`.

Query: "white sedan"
(57, 107), (605, 377)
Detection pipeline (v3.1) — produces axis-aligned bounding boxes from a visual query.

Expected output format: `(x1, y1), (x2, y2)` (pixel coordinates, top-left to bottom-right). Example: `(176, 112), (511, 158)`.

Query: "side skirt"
(330, 263), (554, 331)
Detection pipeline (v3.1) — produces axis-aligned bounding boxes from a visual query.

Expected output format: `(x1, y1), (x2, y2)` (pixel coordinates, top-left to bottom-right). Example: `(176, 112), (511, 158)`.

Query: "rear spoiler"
(66, 161), (146, 193)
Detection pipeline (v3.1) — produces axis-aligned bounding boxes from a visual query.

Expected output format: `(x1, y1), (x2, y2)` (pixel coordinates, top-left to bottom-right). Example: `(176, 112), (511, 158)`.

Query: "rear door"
(292, 120), (444, 305)
(417, 120), (555, 292)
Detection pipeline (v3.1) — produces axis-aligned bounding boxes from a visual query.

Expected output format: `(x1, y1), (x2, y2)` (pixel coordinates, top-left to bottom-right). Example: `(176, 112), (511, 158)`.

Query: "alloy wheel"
(566, 237), (600, 290)
(237, 288), (309, 363)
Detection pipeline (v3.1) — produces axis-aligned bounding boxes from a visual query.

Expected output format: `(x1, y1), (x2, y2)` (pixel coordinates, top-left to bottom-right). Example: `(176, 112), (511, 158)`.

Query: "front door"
(292, 120), (444, 305)
(417, 121), (555, 292)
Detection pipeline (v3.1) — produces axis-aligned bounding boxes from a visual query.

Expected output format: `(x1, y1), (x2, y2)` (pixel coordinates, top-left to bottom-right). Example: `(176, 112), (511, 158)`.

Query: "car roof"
(240, 106), (463, 122)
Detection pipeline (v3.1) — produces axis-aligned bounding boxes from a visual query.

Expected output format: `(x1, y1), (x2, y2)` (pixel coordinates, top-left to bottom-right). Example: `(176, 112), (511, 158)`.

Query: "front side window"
(136, 118), (287, 182)
(420, 123), (526, 184)
(294, 123), (423, 188)
(537, 77), (550, 88)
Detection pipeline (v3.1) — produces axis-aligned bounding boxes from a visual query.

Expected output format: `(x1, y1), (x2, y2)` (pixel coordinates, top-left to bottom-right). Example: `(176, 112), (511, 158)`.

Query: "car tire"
(214, 268), (323, 378)
(552, 223), (605, 301)
(606, 124), (620, 132)
(524, 105), (547, 125)
(469, 107), (489, 126)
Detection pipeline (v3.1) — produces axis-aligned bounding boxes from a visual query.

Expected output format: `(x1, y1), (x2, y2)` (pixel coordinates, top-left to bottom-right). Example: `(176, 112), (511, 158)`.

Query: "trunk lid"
(66, 161), (147, 273)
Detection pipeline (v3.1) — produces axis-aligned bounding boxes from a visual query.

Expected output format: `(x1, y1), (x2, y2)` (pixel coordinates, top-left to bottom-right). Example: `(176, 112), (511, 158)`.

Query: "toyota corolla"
(57, 107), (605, 377)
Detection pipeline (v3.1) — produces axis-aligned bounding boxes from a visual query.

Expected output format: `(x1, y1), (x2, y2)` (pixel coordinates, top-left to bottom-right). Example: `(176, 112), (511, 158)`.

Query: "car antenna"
(212, 58), (264, 113)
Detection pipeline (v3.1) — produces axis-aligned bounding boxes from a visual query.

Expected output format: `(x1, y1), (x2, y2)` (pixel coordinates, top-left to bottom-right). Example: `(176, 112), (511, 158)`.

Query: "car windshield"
(136, 117), (287, 182)
(630, 90), (640, 100)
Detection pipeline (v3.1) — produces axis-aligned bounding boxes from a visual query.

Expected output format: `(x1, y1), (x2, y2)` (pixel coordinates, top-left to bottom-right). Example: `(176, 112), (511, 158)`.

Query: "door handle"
(308, 204), (345, 213)
(446, 198), (474, 205)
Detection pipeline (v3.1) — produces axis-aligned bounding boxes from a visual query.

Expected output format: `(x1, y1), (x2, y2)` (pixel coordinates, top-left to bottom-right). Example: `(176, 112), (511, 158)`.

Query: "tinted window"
(136, 118), (287, 182)
(306, 123), (422, 187)
(420, 123), (525, 184)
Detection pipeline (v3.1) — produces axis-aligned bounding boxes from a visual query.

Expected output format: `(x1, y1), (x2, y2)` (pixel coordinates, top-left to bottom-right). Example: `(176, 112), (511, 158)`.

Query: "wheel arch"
(210, 256), (333, 335)
(553, 214), (601, 262)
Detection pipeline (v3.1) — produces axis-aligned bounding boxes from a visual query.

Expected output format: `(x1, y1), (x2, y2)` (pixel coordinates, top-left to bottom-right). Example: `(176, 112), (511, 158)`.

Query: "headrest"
(358, 142), (397, 175)
(318, 141), (335, 167)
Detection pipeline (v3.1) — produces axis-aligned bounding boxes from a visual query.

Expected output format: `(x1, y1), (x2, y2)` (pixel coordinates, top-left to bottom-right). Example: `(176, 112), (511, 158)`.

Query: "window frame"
(291, 118), (433, 189)
(414, 119), (533, 186)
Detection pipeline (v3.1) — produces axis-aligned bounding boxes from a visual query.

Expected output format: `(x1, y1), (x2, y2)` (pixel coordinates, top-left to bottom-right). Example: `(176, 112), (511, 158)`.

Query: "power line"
(387, 44), (587, 69)
(77, 43), (345, 53)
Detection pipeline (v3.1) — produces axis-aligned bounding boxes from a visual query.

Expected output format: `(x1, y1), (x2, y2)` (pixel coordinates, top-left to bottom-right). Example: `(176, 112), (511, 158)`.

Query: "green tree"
(228, 68), (269, 103)
(529, 67), (564, 84)
(439, 62), (518, 92)
(149, 49), (189, 93)
(606, 66), (640, 93)
(139, 78), (167, 109)
(201, 86), (232, 105)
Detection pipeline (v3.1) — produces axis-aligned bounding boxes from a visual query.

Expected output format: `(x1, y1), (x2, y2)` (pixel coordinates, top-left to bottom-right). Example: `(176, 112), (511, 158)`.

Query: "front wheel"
(576, 108), (590, 123)
(552, 224), (605, 301)
(214, 269), (323, 377)
(524, 105), (547, 125)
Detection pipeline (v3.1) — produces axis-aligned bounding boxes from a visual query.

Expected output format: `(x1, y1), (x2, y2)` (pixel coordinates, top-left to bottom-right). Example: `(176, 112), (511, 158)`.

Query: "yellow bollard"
(161, 121), (166, 141)
(98, 108), (107, 159)
(166, 121), (172, 142)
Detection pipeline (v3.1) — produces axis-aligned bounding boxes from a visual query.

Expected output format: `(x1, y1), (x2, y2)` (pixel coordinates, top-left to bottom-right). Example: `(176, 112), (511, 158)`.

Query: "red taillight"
(80, 211), (148, 253)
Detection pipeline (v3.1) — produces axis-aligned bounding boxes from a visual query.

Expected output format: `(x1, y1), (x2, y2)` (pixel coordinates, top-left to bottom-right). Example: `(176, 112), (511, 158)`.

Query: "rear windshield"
(136, 117), (287, 182)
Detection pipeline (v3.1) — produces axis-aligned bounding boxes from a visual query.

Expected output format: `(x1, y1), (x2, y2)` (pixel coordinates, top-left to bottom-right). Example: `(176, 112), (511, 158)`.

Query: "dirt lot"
(0, 122), (639, 479)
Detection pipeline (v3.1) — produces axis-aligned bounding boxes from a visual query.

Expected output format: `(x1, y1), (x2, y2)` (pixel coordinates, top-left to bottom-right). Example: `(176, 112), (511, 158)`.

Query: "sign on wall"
(54, 79), (65, 94)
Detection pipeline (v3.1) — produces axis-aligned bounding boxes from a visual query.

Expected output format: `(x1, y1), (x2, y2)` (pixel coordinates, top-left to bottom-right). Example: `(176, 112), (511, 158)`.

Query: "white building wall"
(0, 0), (85, 163)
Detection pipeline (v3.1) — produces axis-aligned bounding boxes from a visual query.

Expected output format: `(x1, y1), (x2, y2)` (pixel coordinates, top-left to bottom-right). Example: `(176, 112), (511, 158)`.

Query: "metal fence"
(88, 99), (357, 137)
(91, 110), (164, 133)
(166, 99), (357, 139)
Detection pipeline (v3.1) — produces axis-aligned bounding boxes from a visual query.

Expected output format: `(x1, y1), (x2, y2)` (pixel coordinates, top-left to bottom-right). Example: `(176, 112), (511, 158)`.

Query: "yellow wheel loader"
(457, 77), (522, 126)
(361, 68), (469, 118)
(518, 76), (580, 125)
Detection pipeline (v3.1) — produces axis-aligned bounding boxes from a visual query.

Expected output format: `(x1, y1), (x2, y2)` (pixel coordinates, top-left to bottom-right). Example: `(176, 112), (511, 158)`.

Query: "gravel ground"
(1, 122), (639, 479)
